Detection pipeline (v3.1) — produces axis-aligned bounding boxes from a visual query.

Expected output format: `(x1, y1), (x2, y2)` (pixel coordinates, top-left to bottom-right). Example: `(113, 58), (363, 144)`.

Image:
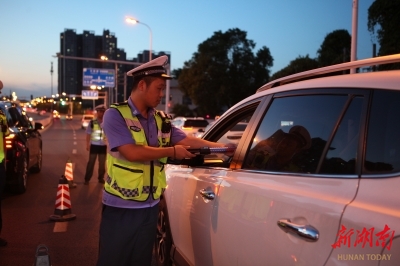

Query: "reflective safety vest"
(105, 102), (171, 201)
(0, 111), (10, 162)
(90, 119), (106, 143)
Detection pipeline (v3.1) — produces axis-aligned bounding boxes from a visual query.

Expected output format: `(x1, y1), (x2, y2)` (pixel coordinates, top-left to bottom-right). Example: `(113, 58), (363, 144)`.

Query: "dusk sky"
(1, 0), (376, 100)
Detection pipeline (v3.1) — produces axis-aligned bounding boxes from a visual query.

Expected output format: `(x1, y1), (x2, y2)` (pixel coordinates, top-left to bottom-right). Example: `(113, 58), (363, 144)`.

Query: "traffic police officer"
(84, 104), (107, 184)
(0, 80), (10, 247)
(97, 56), (227, 266)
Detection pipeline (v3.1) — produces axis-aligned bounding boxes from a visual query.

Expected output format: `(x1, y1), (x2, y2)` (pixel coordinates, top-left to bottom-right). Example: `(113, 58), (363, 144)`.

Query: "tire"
(30, 146), (42, 173)
(154, 197), (173, 266)
(13, 153), (29, 194)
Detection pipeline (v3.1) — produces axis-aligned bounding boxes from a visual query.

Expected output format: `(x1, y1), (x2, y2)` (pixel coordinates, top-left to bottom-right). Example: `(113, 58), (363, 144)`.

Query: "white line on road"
(53, 222), (68, 232)
(72, 149), (77, 154)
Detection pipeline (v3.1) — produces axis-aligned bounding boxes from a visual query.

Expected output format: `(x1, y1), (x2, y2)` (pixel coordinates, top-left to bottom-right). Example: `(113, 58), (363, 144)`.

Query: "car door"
(328, 89), (400, 265)
(200, 89), (367, 265)
(164, 166), (223, 265)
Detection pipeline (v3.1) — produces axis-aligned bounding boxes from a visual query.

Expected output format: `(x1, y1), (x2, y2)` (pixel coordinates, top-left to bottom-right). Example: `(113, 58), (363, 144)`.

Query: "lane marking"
(53, 222), (68, 232)
(72, 149), (77, 154)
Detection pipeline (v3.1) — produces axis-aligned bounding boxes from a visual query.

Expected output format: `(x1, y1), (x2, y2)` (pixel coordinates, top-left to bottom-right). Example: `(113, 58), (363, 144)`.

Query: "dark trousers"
(84, 145), (106, 181)
(0, 161), (5, 234)
(97, 204), (159, 266)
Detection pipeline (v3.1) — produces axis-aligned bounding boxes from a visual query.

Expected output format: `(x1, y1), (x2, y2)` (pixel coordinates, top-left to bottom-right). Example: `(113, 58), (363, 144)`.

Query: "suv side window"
(364, 90), (400, 173)
(243, 94), (363, 174)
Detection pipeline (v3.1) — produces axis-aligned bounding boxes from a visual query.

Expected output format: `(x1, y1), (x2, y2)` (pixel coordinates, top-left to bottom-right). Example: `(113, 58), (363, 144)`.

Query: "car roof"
(223, 54), (400, 117)
(258, 53), (400, 92)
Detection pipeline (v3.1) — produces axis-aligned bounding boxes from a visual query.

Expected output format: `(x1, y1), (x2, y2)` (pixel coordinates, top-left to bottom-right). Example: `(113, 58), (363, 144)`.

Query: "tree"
(368, 0), (400, 70)
(317, 29), (351, 67)
(171, 103), (194, 117)
(171, 68), (182, 79)
(178, 28), (273, 116)
(270, 55), (319, 81)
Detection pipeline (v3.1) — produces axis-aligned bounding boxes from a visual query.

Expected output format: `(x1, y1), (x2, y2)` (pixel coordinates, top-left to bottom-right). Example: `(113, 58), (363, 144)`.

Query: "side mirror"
(34, 122), (43, 130)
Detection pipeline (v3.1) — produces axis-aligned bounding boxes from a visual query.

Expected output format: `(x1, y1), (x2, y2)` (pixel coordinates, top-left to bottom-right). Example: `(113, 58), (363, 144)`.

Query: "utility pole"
(350, 0), (358, 74)
(50, 62), (54, 112)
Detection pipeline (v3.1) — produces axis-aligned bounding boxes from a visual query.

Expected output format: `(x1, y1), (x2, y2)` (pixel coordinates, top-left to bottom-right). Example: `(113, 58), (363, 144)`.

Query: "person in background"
(97, 56), (230, 266)
(0, 80), (10, 247)
(84, 104), (107, 185)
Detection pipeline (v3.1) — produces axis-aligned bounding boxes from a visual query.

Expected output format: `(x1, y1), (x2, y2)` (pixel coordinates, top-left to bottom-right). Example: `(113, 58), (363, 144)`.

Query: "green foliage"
(171, 68), (182, 79)
(178, 28), (273, 116)
(171, 103), (194, 117)
(270, 55), (319, 81)
(317, 29), (351, 67)
(368, 0), (400, 70)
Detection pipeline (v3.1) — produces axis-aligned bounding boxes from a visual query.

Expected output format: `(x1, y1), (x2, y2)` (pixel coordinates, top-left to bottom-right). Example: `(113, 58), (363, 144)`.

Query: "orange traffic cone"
(64, 158), (77, 188)
(49, 175), (76, 222)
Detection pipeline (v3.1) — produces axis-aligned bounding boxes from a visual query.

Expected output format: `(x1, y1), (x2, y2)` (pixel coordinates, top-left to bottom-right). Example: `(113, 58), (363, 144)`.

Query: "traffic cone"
(64, 158), (77, 188)
(49, 175), (76, 222)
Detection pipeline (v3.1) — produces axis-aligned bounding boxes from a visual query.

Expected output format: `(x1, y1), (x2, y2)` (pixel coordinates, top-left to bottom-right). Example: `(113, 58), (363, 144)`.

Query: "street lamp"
(125, 17), (153, 61)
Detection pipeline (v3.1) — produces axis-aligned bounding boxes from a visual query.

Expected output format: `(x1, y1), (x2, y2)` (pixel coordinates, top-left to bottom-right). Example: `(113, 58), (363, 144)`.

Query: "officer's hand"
(224, 143), (237, 156)
(174, 145), (196, 160)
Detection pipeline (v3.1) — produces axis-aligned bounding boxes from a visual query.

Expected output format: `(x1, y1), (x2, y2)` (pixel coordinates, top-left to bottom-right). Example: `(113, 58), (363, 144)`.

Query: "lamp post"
(126, 17), (153, 61)
(50, 62), (53, 112)
(350, 0), (358, 74)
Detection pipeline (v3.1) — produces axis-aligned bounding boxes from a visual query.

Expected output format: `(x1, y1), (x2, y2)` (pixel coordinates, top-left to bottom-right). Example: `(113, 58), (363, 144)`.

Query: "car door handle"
(199, 188), (215, 200)
(277, 219), (319, 242)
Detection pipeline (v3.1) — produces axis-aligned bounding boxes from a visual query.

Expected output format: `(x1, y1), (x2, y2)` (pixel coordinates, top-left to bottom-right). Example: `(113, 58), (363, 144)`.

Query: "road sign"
(83, 68), (115, 87)
(81, 90), (99, 100)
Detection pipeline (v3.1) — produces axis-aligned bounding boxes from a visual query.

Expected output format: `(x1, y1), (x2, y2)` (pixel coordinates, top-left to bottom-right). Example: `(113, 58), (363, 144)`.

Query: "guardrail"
(27, 112), (53, 128)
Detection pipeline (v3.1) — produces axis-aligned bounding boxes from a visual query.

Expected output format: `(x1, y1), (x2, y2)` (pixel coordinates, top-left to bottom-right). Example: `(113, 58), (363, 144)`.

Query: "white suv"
(154, 54), (400, 266)
(171, 117), (209, 137)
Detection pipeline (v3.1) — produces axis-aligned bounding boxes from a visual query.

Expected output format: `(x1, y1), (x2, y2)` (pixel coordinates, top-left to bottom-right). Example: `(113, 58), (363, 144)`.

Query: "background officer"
(84, 104), (107, 185)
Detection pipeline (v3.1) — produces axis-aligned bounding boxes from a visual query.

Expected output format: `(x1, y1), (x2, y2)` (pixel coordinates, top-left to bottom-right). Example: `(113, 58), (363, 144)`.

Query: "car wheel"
(13, 153), (29, 194)
(154, 197), (173, 266)
(30, 146), (42, 173)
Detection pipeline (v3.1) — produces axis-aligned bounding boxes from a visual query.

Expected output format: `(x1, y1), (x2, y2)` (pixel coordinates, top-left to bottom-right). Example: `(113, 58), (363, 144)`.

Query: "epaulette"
(110, 102), (129, 108)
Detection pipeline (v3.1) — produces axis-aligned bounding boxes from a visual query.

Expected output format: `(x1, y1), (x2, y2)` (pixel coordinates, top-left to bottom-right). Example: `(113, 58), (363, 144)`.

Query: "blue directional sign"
(83, 68), (115, 87)
(82, 90), (99, 100)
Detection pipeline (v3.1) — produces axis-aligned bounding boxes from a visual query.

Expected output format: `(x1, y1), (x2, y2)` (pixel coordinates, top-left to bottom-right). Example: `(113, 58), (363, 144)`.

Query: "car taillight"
(182, 126), (193, 130)
(5, 133), (16, 149)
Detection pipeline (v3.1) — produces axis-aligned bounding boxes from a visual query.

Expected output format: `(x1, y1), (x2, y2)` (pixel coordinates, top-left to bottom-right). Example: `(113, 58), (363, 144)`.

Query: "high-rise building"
(58, 28), (171, 105)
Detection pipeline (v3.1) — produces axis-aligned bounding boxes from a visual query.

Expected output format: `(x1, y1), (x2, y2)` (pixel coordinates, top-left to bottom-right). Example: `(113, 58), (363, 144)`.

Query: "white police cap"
(127, 55), (172, 79)
(95, 104), (106, 111)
